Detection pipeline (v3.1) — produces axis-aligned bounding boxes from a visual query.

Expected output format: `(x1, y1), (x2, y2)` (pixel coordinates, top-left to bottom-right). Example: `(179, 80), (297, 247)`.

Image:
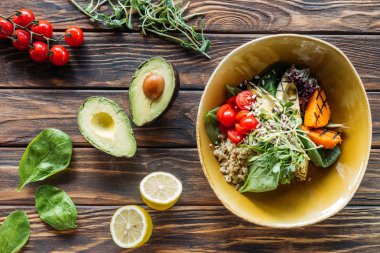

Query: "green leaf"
(301, 134), (341, 168)
(18, 129), (73, 190)
(35, 185), (77, 230)
(226, 85), (241, 98)
(240, 160), (280, 193)
(0, 210), (30, 253)
(204, 107), (221, 145)
(258, 62), (290, 96)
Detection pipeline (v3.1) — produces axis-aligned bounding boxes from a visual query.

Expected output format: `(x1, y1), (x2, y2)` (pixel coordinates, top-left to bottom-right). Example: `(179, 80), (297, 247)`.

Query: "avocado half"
(129, 57), (179, 126)
(77, 96), (137, 157)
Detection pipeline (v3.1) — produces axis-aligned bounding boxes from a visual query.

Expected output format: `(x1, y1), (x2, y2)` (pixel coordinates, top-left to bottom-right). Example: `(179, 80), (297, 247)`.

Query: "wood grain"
(0, 147), (379, 206)
(0, 90), (198, 147)
(0, 206), (379, 252)
(0, 34), (379, 90)
(0, 0), (379, 34)
(0, 90), (379, 147)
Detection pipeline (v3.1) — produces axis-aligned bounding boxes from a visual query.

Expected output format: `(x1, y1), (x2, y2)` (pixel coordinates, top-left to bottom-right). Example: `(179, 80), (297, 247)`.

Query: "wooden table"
(0, 1), (379, 252)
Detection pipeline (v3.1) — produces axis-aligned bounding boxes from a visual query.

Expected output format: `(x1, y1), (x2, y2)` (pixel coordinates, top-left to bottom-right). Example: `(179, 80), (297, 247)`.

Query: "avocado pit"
(143, 71), (165, 100)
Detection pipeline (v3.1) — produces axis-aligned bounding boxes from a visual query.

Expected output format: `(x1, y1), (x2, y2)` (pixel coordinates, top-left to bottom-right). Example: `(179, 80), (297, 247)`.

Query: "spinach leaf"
(226, 85), (241, 98)
(240, 158), (279, 193)
(301, 134), (341, 168)
(258, 62), (290, 96)
(240, 147), (297, 193)
(35, 185), (77, 230)
(204, 107), (221, 145)
(18, 128), (73, 190)
(0, 210), (30, 253)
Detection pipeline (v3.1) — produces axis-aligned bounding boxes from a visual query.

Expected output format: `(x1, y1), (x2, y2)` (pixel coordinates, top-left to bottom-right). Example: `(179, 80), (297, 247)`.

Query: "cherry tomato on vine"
(12, 9), (35, 28)
(0, 18), (14, 39)
(236, 91), (254, 110)
(227, 129), (244, 144)
(235, 110), (249, 122)
(50, 45), (69, 66)
(29, 41), (49, 63)
(31, 20), (53, 41)
(64, 26), (84, 47)
(217, 104), (232, 122)
(240, 116), (259, 131)
(12, 29), (31, 51)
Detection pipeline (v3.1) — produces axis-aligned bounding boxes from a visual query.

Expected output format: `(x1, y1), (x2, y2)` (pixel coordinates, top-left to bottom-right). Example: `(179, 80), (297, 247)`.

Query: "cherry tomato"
(236, 91), (254, 110)
(65, 26), (84, 47)
(235, 110), (249, 122)
(50, 45), (69, 66)
(219, 108), (236, 128)
(12, 29), (31, 51)
(227, 129), (244, 144)
(0, 18), (14, 39)
(226, 96), (239, 111)
(240, 116), (259, 131)
(29, 41), (49, 63)
(31, 20), (53, 41)
(218, 123), (228, 134)
(235, 123), (248, 135)
(226, 96), (236, 105)
(217, 104), (232, 122)
(13, 9), (35, 28)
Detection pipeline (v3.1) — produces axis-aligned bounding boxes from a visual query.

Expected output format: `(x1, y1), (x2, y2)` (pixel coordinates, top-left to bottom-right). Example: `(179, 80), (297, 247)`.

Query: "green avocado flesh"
(129, 57), (179, 126)
(77, 96), (136, 157)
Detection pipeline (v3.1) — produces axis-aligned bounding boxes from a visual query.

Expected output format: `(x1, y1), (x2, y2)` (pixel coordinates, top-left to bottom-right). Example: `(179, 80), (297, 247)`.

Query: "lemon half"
(140, 172), (182, 210)
(110, 205), (153, 248)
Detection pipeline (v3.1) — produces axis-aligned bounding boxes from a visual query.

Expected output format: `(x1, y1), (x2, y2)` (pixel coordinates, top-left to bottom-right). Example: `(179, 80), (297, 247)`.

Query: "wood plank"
(0, 34), (379, 90)
(0, 90), (198, 147)
(0, 148), (378, 206)
(0, 206), (379, 252)
(1, 0), (379, 34)
(0, 90), (379, 147)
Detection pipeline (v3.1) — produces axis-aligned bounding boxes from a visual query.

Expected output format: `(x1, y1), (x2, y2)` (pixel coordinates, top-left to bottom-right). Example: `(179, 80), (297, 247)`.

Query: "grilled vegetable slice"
(304, 88), (331, 128)
(301, 125), (342, 149)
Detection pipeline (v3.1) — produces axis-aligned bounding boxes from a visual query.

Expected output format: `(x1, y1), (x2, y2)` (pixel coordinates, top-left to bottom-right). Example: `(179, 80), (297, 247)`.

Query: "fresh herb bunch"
(70, 0), (211, 58)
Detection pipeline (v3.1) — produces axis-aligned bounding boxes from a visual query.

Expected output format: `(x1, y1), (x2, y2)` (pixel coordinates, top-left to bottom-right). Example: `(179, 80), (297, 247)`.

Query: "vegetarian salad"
(205, 63), (344, 193)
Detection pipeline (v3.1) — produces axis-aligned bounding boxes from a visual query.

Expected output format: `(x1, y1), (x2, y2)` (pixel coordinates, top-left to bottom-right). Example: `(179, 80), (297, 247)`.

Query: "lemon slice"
(140, 172), (182, 210)
(110, 205), (153, 249)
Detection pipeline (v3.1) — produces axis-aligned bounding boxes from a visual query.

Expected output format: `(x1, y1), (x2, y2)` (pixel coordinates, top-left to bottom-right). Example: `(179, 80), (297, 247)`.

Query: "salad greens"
(0, 210), (30, 253)
(241, 98), (310, 192)
(226, 85), (242, 98)
(18, 129), (73, 190)
(205, 63), (343, 193)
(257, 62), (289, 97)
(301, 136), (341, 168)
(281, 65), (319, 113)
(204, 107), (221, 145)
(35, 185), (78, 230)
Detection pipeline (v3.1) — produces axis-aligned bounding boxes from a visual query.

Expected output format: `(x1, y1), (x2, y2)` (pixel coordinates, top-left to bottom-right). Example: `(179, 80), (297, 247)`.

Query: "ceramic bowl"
(196, 34), (372, 228)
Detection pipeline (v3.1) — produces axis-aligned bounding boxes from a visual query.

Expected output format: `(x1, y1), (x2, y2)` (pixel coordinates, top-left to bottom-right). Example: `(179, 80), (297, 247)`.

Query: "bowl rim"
(196, 33), (372, 228)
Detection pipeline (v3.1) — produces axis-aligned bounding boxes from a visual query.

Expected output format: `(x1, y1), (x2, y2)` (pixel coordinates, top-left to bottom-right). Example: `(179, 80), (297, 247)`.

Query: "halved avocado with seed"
(77, 96), (136, 157)
(129, 57), (179, 126)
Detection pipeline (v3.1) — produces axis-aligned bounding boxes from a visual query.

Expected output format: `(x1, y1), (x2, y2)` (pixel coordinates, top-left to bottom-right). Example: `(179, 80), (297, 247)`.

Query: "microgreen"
(70, 0), (211, 58)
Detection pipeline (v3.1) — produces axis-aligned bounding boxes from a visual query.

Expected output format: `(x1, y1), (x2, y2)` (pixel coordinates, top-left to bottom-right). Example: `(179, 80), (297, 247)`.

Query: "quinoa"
(212, 137), (252, 189)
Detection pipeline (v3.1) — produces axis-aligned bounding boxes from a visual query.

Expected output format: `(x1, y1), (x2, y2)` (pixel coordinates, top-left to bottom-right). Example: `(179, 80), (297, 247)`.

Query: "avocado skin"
(78, 96), (137, 158)
(129, 57), (180, 126)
